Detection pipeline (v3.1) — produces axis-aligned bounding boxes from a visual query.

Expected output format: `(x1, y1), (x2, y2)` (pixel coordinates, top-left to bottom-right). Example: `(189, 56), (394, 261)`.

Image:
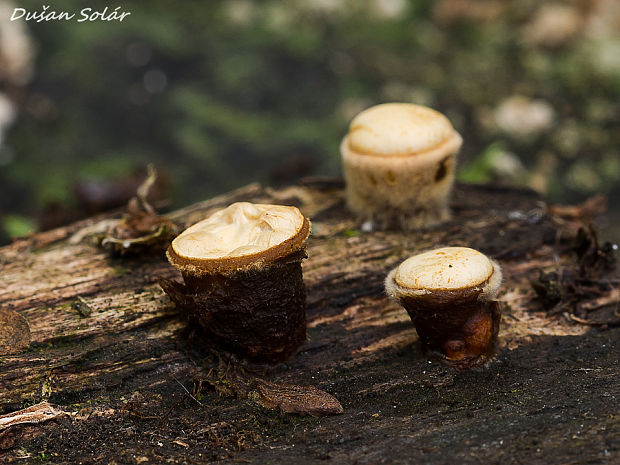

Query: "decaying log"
(0, 181), (618, 464)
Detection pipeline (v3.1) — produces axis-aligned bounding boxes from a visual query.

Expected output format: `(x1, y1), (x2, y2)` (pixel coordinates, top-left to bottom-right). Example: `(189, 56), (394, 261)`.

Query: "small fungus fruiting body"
(340, 103), (462, 230)
(385, 247), (502, 369)
(160, 202), (311, 364)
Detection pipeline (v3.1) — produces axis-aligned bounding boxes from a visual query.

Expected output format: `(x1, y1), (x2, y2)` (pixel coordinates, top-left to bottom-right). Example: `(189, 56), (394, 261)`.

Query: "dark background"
(1, 0), (619, 243)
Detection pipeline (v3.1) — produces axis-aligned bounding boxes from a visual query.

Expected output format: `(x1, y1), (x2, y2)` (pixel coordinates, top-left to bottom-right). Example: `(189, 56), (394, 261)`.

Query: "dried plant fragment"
(247, 378), (344, 416)
(196, 360), (343, 417)
(99, 164), (178, 256)
(0, 308), (30, 355)
(0, 402), (65, 431)
(549, 195), (607, 222)
(72, 296), (93, 317)
(573, 225), (617, 277)
(530, 225), (618, 326)
(0, 402), (66, 449)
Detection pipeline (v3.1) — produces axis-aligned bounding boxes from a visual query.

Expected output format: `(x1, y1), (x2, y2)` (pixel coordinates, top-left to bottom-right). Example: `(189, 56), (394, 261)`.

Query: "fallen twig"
(0, 402), (66, 431)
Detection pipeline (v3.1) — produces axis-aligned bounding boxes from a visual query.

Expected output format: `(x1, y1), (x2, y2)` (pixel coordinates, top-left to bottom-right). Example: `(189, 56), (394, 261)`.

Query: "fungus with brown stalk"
(160, 202), (311, 364)
(385, 247), (502, 369)
(340, 103), (462, 230)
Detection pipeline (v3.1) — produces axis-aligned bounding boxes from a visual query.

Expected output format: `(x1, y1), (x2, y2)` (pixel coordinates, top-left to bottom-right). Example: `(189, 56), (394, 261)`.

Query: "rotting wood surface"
(0, 181), (618, 464)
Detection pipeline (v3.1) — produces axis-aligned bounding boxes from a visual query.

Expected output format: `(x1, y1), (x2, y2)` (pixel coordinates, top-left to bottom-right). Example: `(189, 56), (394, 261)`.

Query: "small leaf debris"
(72, 296), (93, 317)
(99, 164), (179, 256)
(0, 402), (66, 450)
(531, 225), (618, 326)
(195, 358), (343, 417)
(0, 402), (66, 432)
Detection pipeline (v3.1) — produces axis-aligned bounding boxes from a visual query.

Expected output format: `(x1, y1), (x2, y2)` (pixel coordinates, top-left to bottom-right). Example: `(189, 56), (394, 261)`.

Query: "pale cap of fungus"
(385, 247), (502, 303)
(167, 202), (311, 275)
(341, 103), (463, 229)
(344, 103), (462, 159)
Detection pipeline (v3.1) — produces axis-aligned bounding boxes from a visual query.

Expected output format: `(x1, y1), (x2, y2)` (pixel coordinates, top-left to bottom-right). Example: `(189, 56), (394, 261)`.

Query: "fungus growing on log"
(385, 247), (502, 369)
(340, 103), (462, 230)
(160, 202), (311, 364)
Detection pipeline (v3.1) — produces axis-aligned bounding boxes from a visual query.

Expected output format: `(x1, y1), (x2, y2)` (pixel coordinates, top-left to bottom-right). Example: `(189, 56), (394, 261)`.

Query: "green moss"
(110, 265), (131, 277)
(2, 215), (37, 239)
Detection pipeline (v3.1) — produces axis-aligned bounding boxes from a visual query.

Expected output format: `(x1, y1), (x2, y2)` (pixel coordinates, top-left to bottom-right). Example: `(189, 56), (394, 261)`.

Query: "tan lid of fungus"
(346, 103), (461, 157)
(394, 247), (494, 291)
(167, 202), (310, 274)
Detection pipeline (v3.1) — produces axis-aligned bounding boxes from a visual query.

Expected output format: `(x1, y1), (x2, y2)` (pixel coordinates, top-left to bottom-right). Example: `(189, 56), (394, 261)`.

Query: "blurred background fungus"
(0, 0), (618, 244)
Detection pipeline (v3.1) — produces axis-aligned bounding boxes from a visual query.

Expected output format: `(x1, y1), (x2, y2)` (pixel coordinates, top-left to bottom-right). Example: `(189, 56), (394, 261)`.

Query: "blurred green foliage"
(1, 0), (619, 240)
(2, 213), (35, 238)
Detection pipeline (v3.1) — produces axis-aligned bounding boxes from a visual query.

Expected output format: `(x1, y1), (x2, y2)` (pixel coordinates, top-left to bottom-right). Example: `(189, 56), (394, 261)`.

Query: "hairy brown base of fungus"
(401, 297), (501, 369)
(160, 250), (307, 364)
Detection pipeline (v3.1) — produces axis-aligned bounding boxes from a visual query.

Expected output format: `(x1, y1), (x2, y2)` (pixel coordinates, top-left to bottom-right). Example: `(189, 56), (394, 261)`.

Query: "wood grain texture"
(0, 182), (617, 464)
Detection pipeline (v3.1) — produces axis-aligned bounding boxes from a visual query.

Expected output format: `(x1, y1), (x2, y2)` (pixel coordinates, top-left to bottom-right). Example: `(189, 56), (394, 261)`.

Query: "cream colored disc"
(394, 247), (494, 291)
(347, 103), (460, 157)
(171, 202), (305, 260)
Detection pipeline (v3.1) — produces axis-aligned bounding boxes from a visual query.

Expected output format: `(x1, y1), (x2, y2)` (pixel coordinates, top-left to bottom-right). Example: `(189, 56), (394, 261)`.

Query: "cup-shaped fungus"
(160, 202), (311, 364)
(385, 247), (502, 369)
(340, 103), (462, 230)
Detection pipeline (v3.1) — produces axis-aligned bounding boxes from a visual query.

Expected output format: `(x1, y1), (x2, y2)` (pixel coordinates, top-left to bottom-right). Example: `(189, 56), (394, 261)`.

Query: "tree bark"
(0, 181), (617, 464)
